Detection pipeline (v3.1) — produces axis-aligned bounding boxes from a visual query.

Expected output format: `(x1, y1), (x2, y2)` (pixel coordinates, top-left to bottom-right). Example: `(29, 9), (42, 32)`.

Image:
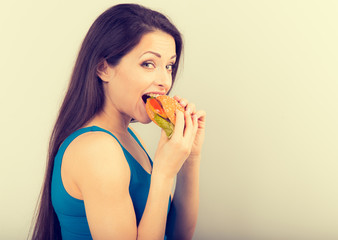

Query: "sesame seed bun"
(156, 95), (184, 124)
(145, 95), (185, 138)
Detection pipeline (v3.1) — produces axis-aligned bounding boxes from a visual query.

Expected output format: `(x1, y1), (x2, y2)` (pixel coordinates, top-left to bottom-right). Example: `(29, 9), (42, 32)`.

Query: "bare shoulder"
(63, 131), (137, 238)
(68, 131), (123, 156)
(64, 131), (131, 196)
(65, 130), (126, 164)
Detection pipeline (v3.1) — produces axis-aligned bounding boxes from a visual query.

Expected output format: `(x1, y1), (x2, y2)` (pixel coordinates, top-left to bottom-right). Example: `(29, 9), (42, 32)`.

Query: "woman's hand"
(152, 107), (199, 179)
(173, 96), (206, 160)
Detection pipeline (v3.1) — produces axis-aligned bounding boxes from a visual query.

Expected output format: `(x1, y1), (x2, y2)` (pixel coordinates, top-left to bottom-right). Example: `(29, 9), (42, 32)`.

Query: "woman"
(31, 3), (206, 240)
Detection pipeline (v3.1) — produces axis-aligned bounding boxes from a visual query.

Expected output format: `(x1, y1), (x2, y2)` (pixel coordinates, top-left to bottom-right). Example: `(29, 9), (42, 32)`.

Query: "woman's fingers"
(172, 108), (198, 146)
(173, 95), (181, 102)
(174, 95), (196, 118)
(184, 103), (196, 119)
(194, 110), (206, 128)
(192, 113), (199, 134)
(174, 95), (187, 105)
(172, 110), (185, 140)
(183, 109), (193, 138)
(172, 95), (199, 138)
(172, 108), (194, 138)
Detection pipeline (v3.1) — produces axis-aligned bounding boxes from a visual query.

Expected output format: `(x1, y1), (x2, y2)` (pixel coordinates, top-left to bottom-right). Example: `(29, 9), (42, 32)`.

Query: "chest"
(118, 136), (152, 174)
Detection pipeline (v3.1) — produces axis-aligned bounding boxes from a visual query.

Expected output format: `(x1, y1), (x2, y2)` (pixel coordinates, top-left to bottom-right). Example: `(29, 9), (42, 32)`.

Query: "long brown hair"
(30, 4), (182, 239)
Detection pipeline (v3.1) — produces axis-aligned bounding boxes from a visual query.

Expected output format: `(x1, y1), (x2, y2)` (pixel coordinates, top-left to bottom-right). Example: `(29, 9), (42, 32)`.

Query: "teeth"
(147, 93), (160, 98)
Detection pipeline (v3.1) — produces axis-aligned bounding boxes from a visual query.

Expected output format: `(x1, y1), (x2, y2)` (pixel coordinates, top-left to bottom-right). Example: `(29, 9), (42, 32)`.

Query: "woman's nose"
(155, 69), (172, 91)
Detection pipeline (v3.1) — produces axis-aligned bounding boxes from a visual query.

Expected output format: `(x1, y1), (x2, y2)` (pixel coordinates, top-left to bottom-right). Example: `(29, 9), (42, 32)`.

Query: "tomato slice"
(147, 98), (167, 119)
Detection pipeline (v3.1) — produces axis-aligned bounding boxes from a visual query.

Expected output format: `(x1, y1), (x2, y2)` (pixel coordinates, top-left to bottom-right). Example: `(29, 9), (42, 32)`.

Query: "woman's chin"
(140, 117), (152, 124)
(132, 115), (152, 124)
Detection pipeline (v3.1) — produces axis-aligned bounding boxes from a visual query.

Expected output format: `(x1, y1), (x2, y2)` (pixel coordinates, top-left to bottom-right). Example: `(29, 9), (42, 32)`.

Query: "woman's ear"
(97, 60), (113, 83)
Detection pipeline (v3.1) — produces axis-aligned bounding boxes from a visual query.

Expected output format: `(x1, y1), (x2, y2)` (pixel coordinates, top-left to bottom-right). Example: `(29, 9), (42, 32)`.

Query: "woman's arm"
(166, 101), (206, 240)
(166, 156), (200, 240)
(74, 132), (175, 240)
(73, 110), (197, 239)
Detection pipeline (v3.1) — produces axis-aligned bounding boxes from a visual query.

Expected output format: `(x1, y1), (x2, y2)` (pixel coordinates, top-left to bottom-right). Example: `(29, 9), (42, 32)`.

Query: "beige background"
(1, 0), (337, 239)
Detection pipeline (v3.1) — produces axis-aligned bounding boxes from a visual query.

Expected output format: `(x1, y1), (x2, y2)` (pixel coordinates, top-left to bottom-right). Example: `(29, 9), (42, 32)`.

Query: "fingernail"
(186, 108), (191, 114)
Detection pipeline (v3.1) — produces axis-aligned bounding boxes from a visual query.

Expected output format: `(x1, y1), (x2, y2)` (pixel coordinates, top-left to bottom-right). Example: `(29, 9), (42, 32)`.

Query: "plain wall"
(1, 0), (337, 239)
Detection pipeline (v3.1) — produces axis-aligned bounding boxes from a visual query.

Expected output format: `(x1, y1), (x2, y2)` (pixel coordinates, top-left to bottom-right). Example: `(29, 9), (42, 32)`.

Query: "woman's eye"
(166, 64), (175, 72)
(142, 61), (155, 69)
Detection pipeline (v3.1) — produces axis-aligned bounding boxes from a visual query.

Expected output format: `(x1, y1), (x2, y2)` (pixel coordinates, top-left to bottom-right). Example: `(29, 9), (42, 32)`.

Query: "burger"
(144, 94), (184, 138)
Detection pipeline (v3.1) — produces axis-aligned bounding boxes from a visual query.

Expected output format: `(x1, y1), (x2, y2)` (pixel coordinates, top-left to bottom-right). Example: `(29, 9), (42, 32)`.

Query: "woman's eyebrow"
(140, 51), (176, 59)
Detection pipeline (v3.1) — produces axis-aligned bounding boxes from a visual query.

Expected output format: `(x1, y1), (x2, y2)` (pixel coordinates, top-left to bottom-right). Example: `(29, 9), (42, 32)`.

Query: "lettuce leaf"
(154, 114), (174, 138)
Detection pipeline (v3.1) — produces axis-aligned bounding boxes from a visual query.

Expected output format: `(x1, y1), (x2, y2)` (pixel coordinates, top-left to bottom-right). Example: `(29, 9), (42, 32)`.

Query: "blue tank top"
(51, 126), (171, 239)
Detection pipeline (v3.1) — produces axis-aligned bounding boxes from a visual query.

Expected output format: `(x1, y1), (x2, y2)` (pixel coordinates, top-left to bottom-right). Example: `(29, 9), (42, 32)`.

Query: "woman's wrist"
(186, 153), (201, 164)
(178, 156), (201, 178)
(151, 170), (175, 187)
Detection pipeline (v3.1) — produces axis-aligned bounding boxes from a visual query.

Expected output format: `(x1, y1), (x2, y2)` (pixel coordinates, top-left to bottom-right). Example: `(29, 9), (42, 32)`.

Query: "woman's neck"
(85, 107), (132, 136)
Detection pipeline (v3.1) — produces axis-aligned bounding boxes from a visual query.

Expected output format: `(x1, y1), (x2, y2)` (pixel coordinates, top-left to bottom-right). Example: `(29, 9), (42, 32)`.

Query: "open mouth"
(142, 94), (150, 104)
(142, 93), (161, 104)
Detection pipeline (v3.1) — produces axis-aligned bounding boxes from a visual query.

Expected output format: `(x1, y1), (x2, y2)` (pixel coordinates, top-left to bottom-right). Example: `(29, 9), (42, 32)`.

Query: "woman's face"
(101, 30), (177, 124)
